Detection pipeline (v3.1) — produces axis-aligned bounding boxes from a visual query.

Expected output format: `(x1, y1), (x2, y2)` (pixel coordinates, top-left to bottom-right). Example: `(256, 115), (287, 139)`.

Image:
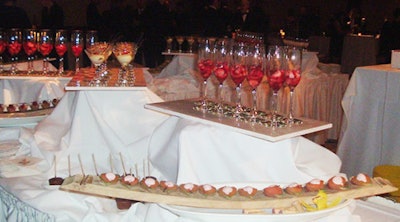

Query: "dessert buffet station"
(0, 32), (399, 222)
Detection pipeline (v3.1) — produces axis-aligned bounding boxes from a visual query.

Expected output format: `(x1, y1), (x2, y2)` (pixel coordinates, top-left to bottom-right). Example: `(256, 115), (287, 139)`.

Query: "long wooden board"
(60, 175), (397, 209)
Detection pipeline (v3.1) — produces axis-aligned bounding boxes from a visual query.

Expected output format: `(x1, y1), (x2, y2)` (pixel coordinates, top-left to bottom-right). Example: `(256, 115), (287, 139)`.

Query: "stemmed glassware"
(113, 42), (137, 86)
(187, 36), (195, 53)
(267, 45), (287, 127)
(285, 46), (302, 124)
(85, 41), (111, 86)
(38, 29), (54, 75)
(213, 38), (231, 113)
(7, 29), (22, 75)
(165, 36), (173, 53)
(230, 42), (248, 118)
(246, 43), (265, 122)
(55, 30), (68, 75)
(0, 29), (6, 73)
(71, 30), (84, 73)
(176, 36), (185, 52)
(197, 38), (215, 111)
(22, 29), (37, 74)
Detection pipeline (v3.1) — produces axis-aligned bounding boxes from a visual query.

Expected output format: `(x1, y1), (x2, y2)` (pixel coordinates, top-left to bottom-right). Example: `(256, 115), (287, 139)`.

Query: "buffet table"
(0, 66), (398, 222)
(338, 64), (400, 176)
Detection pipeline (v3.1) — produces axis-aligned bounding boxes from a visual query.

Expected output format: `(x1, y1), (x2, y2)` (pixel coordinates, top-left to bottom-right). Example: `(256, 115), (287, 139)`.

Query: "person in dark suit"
(200, 0), (226, 38)
(378, 8), (400, 64)
(39, 0), (64, 29)
(0, 0), (31, 29)
(230, 0), (269, 42)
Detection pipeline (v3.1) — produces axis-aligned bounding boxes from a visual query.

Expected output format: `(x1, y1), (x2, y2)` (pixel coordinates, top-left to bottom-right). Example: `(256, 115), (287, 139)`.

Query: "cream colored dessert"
(116, 54), (133, 66)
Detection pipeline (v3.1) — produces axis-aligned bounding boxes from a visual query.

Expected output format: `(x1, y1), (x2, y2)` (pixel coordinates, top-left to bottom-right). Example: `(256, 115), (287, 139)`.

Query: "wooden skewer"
(92, 154), (99, 176)
(53, 155), (57, 178)
(110, 154), (114, 173)
(135, 163), (139, 179)
(142, 159), (146, 177)
(68, 155), (71, 177)
(78, 154), (85, 176)
(119, 152), (127, 176)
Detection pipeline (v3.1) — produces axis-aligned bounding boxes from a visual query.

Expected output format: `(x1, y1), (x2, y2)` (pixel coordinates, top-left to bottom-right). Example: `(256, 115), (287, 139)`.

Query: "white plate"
(0, 109), (52, 127)
(160, 200), (353, 222)
(159, 182), (353, 222)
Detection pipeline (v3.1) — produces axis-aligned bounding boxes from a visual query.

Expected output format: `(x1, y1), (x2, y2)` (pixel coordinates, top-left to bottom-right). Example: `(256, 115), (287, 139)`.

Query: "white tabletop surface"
(338, 64), (400, 176)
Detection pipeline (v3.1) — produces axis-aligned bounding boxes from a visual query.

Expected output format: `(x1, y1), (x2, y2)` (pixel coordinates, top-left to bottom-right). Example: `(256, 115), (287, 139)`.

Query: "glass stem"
(201, 79), (207, 110)
(42, 57), (48, 75)
(251, 88), (257, 121)
(58, 57), (64, 75)
(288, 89), (294, 124)
(217, 83), (223, 113)
(234, 84), (242, 118)
(11, 57), (17, 75)
(75, 57), (80, 73)
(0, 55), (3, 73)
(271, 91), (278, 128)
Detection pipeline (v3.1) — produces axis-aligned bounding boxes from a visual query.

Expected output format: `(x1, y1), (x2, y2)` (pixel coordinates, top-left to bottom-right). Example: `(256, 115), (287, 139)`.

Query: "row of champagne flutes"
(197, 38), (302, 127)
(0, 28), (94, 75)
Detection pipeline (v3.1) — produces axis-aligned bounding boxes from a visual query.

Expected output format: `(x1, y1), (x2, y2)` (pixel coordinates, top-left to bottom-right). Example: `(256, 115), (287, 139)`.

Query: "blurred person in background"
(39, 0), (64, 29)
(0, 0), (31, 28)
(378, 8), (400, 64)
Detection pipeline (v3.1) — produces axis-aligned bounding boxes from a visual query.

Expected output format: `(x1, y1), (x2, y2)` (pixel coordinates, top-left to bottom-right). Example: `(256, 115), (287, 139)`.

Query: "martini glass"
(197, 38), (215, 111)
(246, 43), (266, 122)
(55, 30), (68, 75)
(23, 29), (37, 74)
(285, 46), (302, 124)
(0, 29), (6, 73)
(213, 38), (232, 113)
(176, 36), (185, 52)
(113, 42), (137, 86)
(230, 42), (248, 118)
(38, 29), (54, 75)
(7, 29), (22, 75)
(267, 45), (287, 128)
(85, 42), (111, 86)
(71, 30), (84, 73)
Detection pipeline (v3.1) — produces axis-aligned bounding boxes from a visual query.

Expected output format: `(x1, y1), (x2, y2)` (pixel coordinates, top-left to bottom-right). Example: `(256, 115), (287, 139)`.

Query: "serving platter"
(0, 108), (53, 127)
(60, 175), (397, 210)
(65, 68), (147, 91)
(144, 99), (332, 142)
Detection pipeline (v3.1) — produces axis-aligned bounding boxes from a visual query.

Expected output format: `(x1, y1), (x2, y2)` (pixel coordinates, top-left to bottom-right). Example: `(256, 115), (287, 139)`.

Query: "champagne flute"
(213, 38), (231, 113)
(7, 29), (22, 75)
(267, 45), (287, 128)
(23, 29), (37, 74)
(285, 46), (302, 124)
(38, 29), (54, 75)
(0, 29), (6, 73)
(71, 30), (84, 73)
(176, 36), (185, 52)
(230, 42), (248, 118)
(246, 43), (265, 122)
(55, 30), (68, 75)
(197, 38), (215, 111)
(113, 42), (137, 86)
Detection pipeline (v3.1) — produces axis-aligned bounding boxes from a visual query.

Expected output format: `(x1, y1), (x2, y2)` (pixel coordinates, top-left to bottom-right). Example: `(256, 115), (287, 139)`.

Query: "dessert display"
(350, 173), (372, 186)
(218, 186), (237, 198)
(100, 172), (120, 184)
(140, 176), (159, 189)
(284, 183), (303, 195)
(59, 173), (397, 211)
(121, 174), (139, 186)
(180, 183), (199, 194)
(199, 184), (217, 196)
(327, 176), (347, 190)
(0, 99), (59, 114)
(305, 179), (325, 192)
(263, 185), (283, 197)
(238, 186), (258, 197)
(160, 181), (178, 192)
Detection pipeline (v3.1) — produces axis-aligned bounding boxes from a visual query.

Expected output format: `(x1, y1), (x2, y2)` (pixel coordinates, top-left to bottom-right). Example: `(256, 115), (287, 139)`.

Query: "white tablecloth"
(0, 67), (395, 222)
(338, 64), (400, 176)
(149, 52), (349, 143)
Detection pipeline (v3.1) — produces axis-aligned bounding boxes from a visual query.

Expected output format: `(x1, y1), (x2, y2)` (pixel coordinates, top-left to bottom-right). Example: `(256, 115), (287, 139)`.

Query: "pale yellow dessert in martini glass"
(113, 42), (138, 86)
